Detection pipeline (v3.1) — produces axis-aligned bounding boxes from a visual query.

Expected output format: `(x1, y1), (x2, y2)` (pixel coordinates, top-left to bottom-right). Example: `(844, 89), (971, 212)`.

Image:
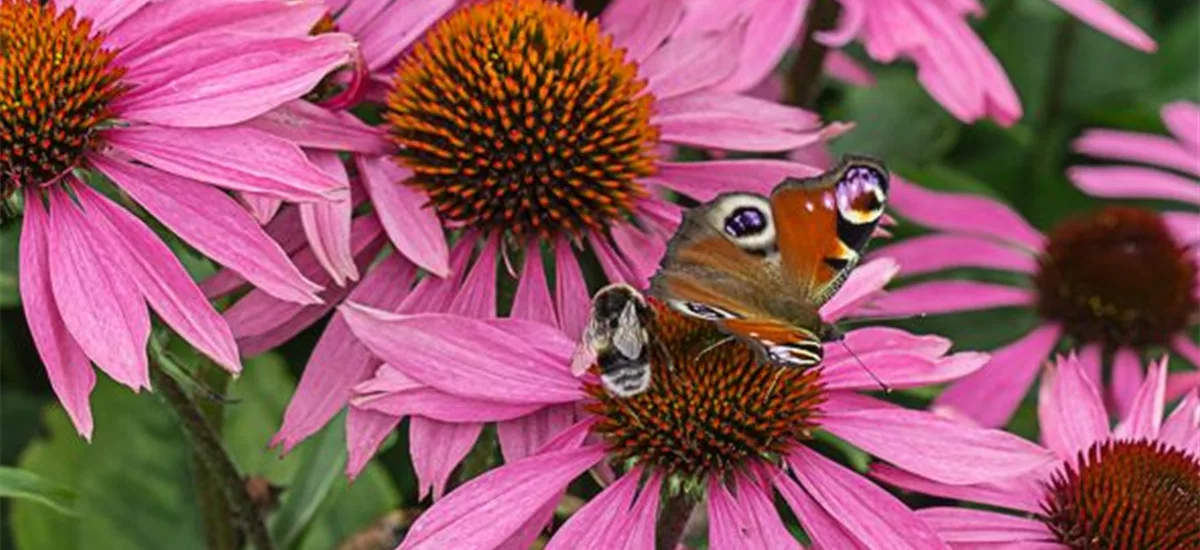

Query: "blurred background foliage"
(1, 0), (1196, 548)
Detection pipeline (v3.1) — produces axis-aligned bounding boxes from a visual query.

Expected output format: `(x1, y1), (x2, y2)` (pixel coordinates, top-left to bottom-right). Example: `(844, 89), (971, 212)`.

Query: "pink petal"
(544, 469), (642, 550)
(871, 234), (1037, 277)
(1045, 0), (1156, 52)
(20, 192), (96, 439)
(936, 323), (1062, 428)
(589, 233), (639, 287)
(246, 100), (390, 155)
(353, 367), (543, 423)
(109, 0), (325, 58)
(1077, 343), (1103, 394)
(1038, 354), (1109, 460)
(356, 0), (455, 71)
(1069, 166), (1200, 206)
(709, 474), (801, 550)
(1159, 390), (1200, 454)
(1111, 347), (1144, 418)
(1115, 356), (1167, 440)
(497, 405), (576, 463)
(1166, 370), (1200, 404)
(271, 254), (413, 453)
(300, 150), (357, 285)
(717, 0), (807, 92)
(357, 155), (451, 277)
(447, 235), (499, 317)
(612, 471), (661, 549)
(870, 463), (1045, 514)
(817, 0), (866, 48)
(821, 352), (988, 391)
(554, 238), (590, 340)
(1163, 101), (1200, 154)
(340, 306), (581, 404)
(116, 33), (354, 127)
(916, 508), (1058, 544)
(511, 242), (557, 325)
(75, 185), (240, 373)
(640, 24), (742, 99)
(863, 281), (1034, 318)
(1074, 129), (1199, 177)
(90, 154), (323, 304)
(241, 193), (283, 224)
(773, 467), (862, 549)
(346, 407), (401, 479)
(820, 258), (899, 322)
(47, 188), (150, 390)
(1164, 212), (1200, 245)
(602, 0), (684, 64)
(889, 178), (1045, 250)
(411, 417), (483, 500)
(785, 446), (949, 550)
(826, 50), (877, 87)
(652, 159), (822, 201)
(655, 92), (824, 152)
(106, 125), (346, 202)
(609, 223), (666, 286)
(65, 0), (150, 30)
(399, 446), (607, 550)
(825, 327), (952, 361)
(819, 402), (1055, 485)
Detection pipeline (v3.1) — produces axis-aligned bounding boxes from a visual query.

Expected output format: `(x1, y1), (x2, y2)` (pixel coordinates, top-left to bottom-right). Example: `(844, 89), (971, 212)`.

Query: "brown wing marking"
(720, 317), (824, 368)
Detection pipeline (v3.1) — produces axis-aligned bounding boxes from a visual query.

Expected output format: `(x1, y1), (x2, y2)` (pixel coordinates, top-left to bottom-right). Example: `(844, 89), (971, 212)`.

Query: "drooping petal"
(543, 469), (642, 550)
(774, 468), (862, 550)
(246, 100), (390, 154)
(1159, 391), (1199, 454)
(340, 306), (581, 404)
(863, 281), (1034, 318)
(1073, 130), (1199, 177)
(357, 148), (450, 278)
(356, 0), (456, 71)
(825, 327), (952, 362)
(936, 323), (1062, 427)
(640, 24), (742, 99)
(447, 235), (499, 317)
(510, 241), (557, 326)
(652, 160), (821, 201)
(609, 223), (666, 286)
(104, 125), (346, 202)
(46, 188), (150, 391)
(353, 366), (544, 423)
(915, 507), (1060, 545)
(871, 233), (1037, 277)
(821, 352), (987, 391)
(554, 238), (590, 340)
(784, 446), (949, 550)
(241, 193), (283, 224)
(76, 185), (240, 373)
(399, 446), (607, 550)
(870, 463), (1044, 514)
(89, 154), (323, 304)
(497, 404), (576, 463)
(717, 0), (807, 92)
(109, 0), (325, 58)
(271, 254), (414, 453)
(66, 0), (150, 31)
(410, 417), (483, 500)
(708, 474), (801, 550)
(819, 399), (1055, 485)
(1070, 166), (1200, 206)
(116, 33), (355, 127)
(20, 191), (96, 439)
(1163, 101), (1200, 154)
(888, 179), (1045, 251)
(1044, 0), (1155, 52)
(1038, 354), (1109, 460)
(1111, 347), (1145, 418)
(1115, 356), (1168, 440)
(655, 92), (824, 152)
(601, 0), (683, 64)
(299, 150), (357, 284)
(346, 407), (402, 479)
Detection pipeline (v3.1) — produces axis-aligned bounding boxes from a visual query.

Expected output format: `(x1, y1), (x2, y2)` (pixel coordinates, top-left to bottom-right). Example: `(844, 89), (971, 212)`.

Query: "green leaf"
(269, 416), (349, 549)
(0, 467), (77, 516)
(829, 71), (960, 168)
(295, 463), (400, 550)
(11, 377), (206, 550)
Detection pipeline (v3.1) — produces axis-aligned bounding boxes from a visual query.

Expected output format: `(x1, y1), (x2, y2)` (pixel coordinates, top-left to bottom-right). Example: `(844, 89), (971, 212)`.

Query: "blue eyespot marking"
(723, 206), (768, 238)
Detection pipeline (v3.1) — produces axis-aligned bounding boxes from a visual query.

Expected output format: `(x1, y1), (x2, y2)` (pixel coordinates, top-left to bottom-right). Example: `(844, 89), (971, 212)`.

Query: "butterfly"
(571, 283), (654, 397)
(649, 155), (889, 369)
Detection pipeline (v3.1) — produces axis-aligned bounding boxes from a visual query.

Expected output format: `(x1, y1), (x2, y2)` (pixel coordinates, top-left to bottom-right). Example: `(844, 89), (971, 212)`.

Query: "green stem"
(654, 491), (697, 550)
(151, 366), (275, 550)
(1026, 17), (1077, 217)
(787, 0), (842, 108)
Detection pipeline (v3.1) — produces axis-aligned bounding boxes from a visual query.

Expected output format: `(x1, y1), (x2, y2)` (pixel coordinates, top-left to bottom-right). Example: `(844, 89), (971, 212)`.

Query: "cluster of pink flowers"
(5, 0), (1195, 548)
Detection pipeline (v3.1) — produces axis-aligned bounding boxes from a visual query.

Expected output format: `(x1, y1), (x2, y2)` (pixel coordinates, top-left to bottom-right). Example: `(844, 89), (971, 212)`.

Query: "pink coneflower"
(864, 173), (1199, 427)
(874, 354), (1199, 549)
(4, 0), (356, 438)
(255, 0), (841, 454)
(335, 268), (1056, 549)
(718, 0), (1155, 126)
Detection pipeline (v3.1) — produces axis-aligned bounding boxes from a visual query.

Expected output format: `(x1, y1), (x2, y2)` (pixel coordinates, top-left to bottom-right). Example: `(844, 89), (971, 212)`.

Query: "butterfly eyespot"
(836, 165), (888, 225)
(705, 194), (776, 251)
(723, 206), (768, 238)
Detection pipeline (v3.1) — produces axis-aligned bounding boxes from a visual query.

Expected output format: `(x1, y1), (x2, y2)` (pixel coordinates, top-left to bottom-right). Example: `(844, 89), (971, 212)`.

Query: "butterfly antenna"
(695, 336), (735, 362)
(839, 340), (891, 393)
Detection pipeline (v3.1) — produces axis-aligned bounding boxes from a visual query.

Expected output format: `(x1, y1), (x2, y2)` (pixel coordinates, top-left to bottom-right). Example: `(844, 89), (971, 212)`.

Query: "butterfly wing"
(772, 155), (889, 303)
(720, 318), (824, 367)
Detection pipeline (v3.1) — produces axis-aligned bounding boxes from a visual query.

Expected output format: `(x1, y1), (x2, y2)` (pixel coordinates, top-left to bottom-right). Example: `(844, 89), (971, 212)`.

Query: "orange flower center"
(0, 0), (126, 193)
(1033, 206), (1197, 349)
(585, 301), (825, 479)
(385, 0), (657, 239)
(1042, 439), (1200, 549)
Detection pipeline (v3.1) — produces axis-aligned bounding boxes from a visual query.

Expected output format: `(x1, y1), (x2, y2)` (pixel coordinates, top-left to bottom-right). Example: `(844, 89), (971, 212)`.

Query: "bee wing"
(611, 300), (646, 360)
(570, 316), (601, 377)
